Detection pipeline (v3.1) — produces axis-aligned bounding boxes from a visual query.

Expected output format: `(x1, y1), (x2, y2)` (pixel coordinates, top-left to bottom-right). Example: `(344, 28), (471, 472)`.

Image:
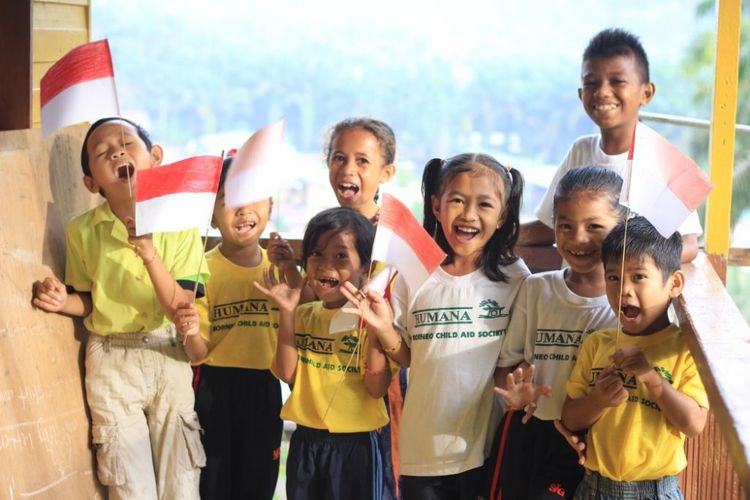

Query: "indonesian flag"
(40, 39), (119, 137)
(135, 156), (222, 236)
(373, 193), (446, 292)
(621, 122), (714, 237)
(224, 119), (286, 208)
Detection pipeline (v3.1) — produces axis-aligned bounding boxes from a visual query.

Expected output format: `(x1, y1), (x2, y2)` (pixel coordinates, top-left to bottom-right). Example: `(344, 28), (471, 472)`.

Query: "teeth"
(594, 103), (617, 111)
(339, 183), (358, 191)
(456, 226), (479, 233)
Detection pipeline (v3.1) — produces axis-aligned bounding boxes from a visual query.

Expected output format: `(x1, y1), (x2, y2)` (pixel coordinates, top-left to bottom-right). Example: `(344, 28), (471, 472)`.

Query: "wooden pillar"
(0, 0), (32, 131)
(704, 0), (742, 283)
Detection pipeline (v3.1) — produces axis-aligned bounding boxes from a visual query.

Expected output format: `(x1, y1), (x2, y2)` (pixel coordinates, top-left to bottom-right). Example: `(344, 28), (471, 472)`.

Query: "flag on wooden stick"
(40, 39), (119, 137)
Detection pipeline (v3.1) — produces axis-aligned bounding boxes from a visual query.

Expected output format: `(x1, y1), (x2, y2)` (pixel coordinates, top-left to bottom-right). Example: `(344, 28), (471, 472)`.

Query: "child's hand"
(494, 364), (552, 422)
(340, 281), (394, 336)
(590, 365), (629, 409)
(553, 419), (586, 465)
(267, 232), (297, 269)
(610, 346), (655, 384)
(32, 277), (68, 312)
(174, 302), (200, 338)
(124, 217), (157, 265)
(254, 266), (301, 313)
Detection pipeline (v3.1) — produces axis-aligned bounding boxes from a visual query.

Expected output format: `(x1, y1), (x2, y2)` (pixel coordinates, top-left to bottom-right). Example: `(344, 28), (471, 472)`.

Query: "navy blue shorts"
(287, 425), (383, 500)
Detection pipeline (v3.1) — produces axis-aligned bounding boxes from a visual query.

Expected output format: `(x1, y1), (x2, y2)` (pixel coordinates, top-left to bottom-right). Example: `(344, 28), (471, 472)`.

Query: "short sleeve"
(64, 221), (92, 292)
(676, 350), (710, 409)
(534, 143), (579, 228)
(498, 277), (530, 368)
(566, 334), (596, 400)
(165, 229), (210, 290)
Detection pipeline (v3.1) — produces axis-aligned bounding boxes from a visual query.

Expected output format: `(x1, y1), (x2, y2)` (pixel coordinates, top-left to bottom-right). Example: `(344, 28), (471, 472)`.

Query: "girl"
(490, 166), (627, 499)
(257, 207), (392, 500)
(342, 153), (528, 499)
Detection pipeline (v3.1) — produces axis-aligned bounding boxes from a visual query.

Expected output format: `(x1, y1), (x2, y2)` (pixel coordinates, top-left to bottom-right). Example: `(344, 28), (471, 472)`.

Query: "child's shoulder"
(504, 258), (531, 280)
(67, 202), (110, 231)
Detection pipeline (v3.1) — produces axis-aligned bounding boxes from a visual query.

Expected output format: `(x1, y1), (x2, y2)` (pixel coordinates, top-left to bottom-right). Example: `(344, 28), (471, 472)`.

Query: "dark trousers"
(195, 365), (283, 500)
(487, 411), (583, 500)
(400, 465), (486, 500)
(287, 425), (383, 500)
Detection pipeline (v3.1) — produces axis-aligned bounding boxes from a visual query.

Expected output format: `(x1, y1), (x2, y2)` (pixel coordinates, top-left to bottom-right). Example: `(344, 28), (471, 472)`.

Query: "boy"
(175, 157), (283, 500)
(561, 217), (708, 499)
(32, 117), (208, 499)
(522, 28), (701, 263)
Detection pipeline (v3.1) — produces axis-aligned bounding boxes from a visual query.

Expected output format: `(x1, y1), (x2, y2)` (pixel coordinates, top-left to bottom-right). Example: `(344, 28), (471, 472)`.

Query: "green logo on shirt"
(477, 299), (507, 319)
(339, 335), (359, 354)
(295, 334), (333, 354)
(413, 307), (472, 327)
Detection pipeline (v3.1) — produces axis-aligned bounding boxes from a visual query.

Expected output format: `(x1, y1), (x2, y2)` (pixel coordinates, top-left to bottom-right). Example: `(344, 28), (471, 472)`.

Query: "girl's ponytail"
(421, 158), (444, 238)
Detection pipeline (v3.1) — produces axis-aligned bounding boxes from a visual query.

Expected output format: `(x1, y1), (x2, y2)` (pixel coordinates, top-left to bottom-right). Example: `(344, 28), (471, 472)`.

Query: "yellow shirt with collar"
(65, 201), (208, 335)
(566, 324), (709, 481)
(195, 245), (279, 369)
(280, 301), (390, 433)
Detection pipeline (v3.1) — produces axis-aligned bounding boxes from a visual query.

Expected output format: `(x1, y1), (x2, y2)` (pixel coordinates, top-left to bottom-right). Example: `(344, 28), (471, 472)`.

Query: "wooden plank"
(31, 90), (41, 127)
(675, 252), (750, 497)
(0, 1), (32, 131)
(705, 0), (741, 258)
(35, 0), (89, 6)
(32, 2), (86, 29)
(729, 247), (750, 267)
(32, 61), (55, 87)
(32, 28), (87, 62)
(0, 125), (103, 497)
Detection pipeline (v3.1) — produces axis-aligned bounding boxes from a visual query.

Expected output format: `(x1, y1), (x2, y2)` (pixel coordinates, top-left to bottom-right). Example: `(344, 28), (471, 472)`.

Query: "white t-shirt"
(535, 134), (703, 236)
(392, 261), (530, 477)
(498, 269), (616, 421)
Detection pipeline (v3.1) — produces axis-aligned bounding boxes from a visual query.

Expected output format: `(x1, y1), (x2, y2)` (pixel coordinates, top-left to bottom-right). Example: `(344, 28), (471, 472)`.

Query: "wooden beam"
(705, 0), (742, 282)
(0, 1), (32, 131)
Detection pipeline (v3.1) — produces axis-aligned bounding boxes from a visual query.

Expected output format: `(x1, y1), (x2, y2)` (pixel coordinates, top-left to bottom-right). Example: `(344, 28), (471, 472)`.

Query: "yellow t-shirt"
(195, 246), (279, 369)
(566, 324), (709, 481)
(65, 202), (208, 335)
(280, 302), (390, 433)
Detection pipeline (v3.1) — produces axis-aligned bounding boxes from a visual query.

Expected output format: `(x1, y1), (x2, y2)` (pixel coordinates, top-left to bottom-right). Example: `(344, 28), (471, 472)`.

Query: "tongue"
(339, 188), (357, 200)
(623, 306), (639, 318)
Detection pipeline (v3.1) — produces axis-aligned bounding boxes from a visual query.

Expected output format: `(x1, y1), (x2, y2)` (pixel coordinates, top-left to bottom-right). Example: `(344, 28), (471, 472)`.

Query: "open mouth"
(454, 225), (479, 241)
(593, 102), (618, 113)
(116, 164), (135, 180)
(316, 277), (340, 289)
(235, 220), (257, 235)
(337, 182), (359, 200)
(621, 305), (640, 319)
(568, 249), (594, 258)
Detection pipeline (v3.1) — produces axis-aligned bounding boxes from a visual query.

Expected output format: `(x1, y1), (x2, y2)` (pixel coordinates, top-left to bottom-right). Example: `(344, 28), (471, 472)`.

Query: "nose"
(462, 202), (478, 220)
(110, 149), (125, 159)
(594, 80), (612, 97)
(235, 205), (253, 216)
(572, 226), (589, 244)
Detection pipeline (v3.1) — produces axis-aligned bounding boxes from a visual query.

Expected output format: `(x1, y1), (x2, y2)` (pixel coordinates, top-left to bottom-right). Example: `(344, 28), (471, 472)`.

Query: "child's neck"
(599, 124), (635, 156)
(625, 313), (671, 337)
(219, 242), (262, 268)
(564, 267), (605, 298)
(359, 202), (379, 224)
(442, 255), (479, 277)
(108, 197), (134, 226)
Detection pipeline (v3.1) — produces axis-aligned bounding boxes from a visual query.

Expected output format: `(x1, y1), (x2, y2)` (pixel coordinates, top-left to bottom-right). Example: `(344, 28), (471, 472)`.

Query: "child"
(174, 156), (283, 500)
(523, 28), (701, 263)
(344, 153), (529, 499)
(562, 216), (708, 499)
(272, 117), (403, 499)
(32, 117), (207, 499)
(256, 207), (393, 500)
(490, 166), (627, 499)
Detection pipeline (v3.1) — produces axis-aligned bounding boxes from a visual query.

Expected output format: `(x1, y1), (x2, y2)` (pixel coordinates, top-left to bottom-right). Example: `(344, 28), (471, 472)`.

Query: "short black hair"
(554, 166), (627, 220)
(601, 216), (682, 282)
(81, 117), (152, 176)
(324, 117), (396, 165)
(583, 28), (650, 83)
(301, 207), (375, 270)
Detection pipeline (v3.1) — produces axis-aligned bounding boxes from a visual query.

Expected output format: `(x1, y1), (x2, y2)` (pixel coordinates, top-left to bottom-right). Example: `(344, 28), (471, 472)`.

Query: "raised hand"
(590, 365), (629, 408)
(124, 216), (157, 265)
(32, 276), (68, 312)
(340, 281), (394, 336)
(554, 419), (586, 465)
(254, 265), (302, 313)
(266, 232), (296, 269)
(174, 302), (200, 339)
(494, 364), (552, 422)
(611, 346), (652, 381)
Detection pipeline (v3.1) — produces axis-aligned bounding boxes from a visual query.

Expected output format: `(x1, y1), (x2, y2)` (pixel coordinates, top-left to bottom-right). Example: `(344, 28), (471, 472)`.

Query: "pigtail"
(482, 166), (524, 282)
(421, 158), (444, 239)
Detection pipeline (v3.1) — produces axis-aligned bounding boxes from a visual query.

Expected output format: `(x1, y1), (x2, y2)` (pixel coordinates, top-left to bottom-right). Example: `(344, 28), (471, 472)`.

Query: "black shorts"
(486, 411), (583, 500)
(287, 425), (383, 500)
(194, 365), (283, 500)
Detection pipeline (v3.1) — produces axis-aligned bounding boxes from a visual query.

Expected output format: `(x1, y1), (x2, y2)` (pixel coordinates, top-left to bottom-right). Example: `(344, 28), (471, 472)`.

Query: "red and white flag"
(40, 39), (119, 138)
(372, 193), (446, 292)
(224, 119), (286, 208)
(621, 122), (714, 237)
(135, 156), (223, 236)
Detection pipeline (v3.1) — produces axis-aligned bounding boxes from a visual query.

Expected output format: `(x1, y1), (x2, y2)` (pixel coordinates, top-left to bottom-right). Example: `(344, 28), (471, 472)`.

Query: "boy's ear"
(577, 87), (583, 102)
(668, 269), (685, 298)
(83, 175), (100, 194)
(641, 82), (656, 105)
(379, 163), (397, 184)
(149, 144), (164, 167)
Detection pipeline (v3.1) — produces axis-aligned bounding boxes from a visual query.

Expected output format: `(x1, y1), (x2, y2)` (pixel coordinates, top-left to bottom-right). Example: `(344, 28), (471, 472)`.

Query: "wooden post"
(704, 0), (742, 283)
(0, 0), (32, 131)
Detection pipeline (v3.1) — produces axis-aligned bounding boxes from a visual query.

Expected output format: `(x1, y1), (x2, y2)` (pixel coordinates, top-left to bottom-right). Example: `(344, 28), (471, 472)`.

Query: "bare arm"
(363, 335), (392, 398)
(680, 234), (699, 263)
(561, 366), (628, 431)
(32, 277), (92, 317)
(174, 302), (208, 361)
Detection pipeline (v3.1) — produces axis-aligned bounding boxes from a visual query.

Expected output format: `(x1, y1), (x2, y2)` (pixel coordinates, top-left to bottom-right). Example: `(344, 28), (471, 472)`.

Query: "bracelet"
(382, 335), (402, 354)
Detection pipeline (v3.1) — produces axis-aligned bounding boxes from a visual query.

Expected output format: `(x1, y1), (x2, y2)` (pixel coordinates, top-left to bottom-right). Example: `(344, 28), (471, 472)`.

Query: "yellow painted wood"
(33, 2), (86, 29)
(32, 61), (55, 87)
(705, 0), (742, 257)
(31, 91), (41, 127)
(34, 0), (88, 6)
(32, 28), (88, 62)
